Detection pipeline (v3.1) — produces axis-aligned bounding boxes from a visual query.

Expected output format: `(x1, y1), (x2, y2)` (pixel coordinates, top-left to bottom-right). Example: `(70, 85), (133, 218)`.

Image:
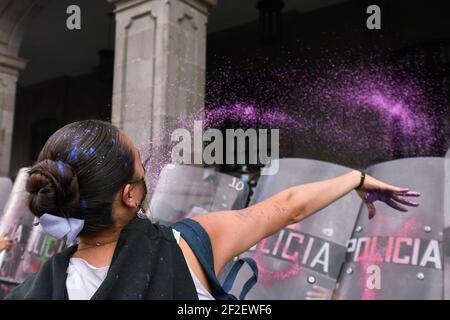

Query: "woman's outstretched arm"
(191, 170), (420, 276)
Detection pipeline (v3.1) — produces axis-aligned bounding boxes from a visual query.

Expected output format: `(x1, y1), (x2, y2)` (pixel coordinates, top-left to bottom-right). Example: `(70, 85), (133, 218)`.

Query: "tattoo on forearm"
(234, 208), (252, 222)
(273, 203), (289, 216)
(233, 202), (289, 224)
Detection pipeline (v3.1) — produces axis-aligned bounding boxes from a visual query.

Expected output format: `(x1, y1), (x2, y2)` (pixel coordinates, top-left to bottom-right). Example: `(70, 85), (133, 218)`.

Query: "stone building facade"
(0, 0), (217, 177)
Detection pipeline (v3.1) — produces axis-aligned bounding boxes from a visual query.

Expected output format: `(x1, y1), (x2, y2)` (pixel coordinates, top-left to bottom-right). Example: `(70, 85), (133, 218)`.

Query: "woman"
(5, 120), (420, 300)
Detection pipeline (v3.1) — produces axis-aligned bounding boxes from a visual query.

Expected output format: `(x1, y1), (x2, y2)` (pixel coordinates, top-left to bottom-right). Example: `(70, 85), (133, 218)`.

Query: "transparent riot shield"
(226, 158), (362, 300)
(337, 157), (444, 300)
(0, 177), (12, 216)
(150, 164), (249, 225)
(444, 150), (450, 300)
(0, 168), (65, 298)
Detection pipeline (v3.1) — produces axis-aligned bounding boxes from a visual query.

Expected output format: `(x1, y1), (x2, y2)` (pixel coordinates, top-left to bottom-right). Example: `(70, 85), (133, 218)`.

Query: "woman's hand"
(0, 234), (12, 252)
(356, 173), (421, 219)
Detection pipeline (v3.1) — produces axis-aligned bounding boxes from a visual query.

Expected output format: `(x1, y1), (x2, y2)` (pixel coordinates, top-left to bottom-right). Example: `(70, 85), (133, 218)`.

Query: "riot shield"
(0, 168), (65, 298)
(150, 164), (249, 225)
(0, 177), (12, 216)
(444, 150), (450, 300)
(226, 158), (362, 300)
(337, 157), (444, 300)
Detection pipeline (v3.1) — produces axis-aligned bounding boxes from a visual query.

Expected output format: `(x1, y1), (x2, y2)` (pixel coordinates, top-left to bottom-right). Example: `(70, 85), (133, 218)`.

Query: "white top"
(66, 229), (215, 300)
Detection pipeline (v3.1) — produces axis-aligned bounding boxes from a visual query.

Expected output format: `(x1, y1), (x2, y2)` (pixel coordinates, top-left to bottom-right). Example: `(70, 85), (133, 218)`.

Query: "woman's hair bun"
(26, 159), (80, 218)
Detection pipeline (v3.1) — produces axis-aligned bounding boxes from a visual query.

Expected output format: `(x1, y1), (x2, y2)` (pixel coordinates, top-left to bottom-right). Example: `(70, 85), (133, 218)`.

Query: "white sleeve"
(172, 228), (181, 244)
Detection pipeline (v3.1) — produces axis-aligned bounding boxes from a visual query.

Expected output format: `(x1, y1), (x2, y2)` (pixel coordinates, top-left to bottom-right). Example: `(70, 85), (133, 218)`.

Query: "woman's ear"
(121, 184), (137, 208)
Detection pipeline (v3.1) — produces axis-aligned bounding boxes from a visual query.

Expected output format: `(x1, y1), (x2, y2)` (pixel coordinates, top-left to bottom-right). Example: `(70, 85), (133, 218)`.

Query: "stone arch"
(0, 0), (49, 176)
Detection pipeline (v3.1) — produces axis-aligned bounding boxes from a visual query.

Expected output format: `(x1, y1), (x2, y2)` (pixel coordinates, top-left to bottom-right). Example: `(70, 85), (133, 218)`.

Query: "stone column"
(0, 54), (26, 176)
(110, 0), (217, 151)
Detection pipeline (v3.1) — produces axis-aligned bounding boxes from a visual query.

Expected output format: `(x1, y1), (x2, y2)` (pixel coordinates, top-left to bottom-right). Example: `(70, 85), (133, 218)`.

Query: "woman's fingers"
(387, 185), (410, 193)
(394, 190), (421, 197)
(360, 185), (420, 218)
(366, 201), (376, 219)
(392, 195), (419, 207)
(386, 199), (408, 212)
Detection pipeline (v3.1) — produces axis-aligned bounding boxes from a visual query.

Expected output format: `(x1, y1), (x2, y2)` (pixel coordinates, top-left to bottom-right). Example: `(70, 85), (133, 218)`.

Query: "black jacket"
(5, 218), (198, 300)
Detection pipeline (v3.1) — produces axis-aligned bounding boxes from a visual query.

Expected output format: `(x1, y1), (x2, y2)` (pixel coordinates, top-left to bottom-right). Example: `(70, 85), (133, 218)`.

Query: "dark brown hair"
(26, 120), (136, 236)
